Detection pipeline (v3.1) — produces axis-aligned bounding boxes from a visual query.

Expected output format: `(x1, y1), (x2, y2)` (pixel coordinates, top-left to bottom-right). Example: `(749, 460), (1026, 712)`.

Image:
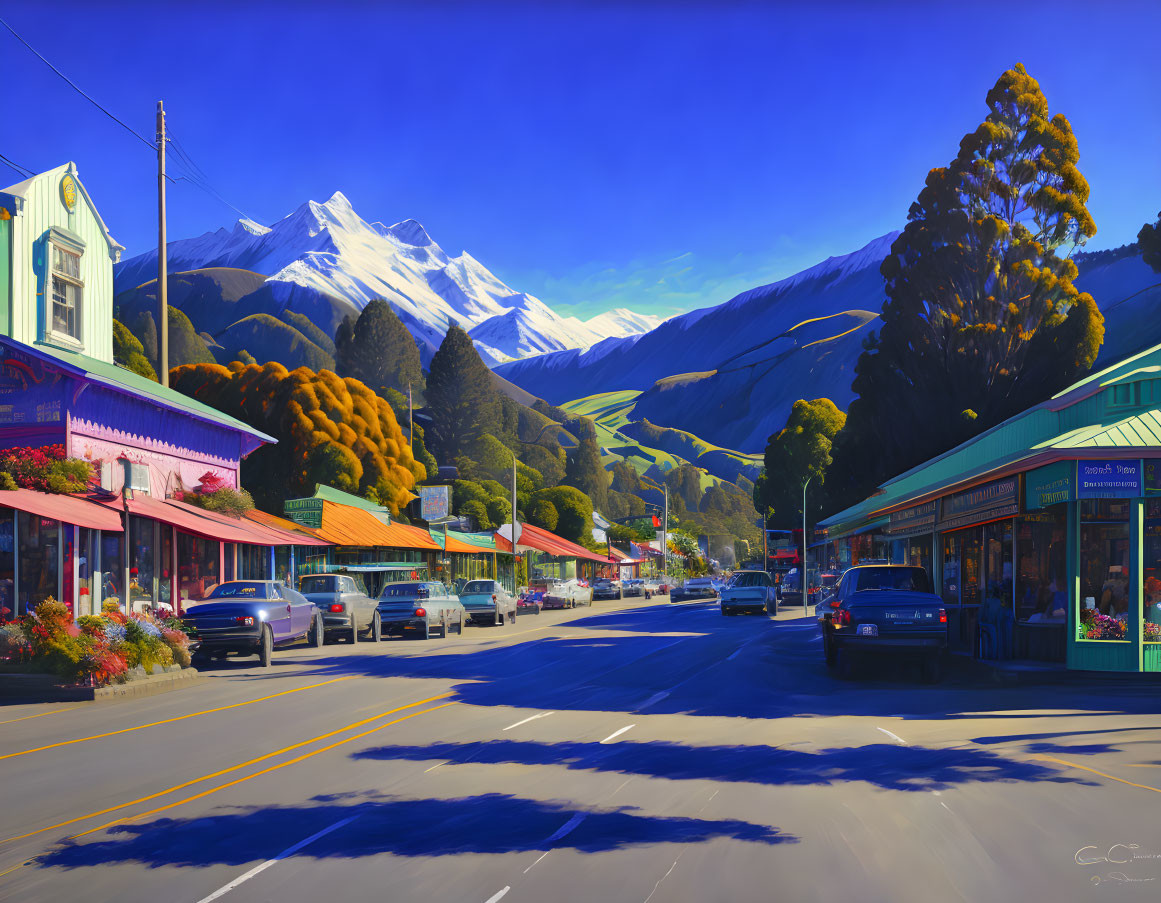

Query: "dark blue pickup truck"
(817, 564), (947, 681)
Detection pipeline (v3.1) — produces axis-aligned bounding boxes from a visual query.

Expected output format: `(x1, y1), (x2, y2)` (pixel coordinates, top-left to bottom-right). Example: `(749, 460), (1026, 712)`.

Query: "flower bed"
(1079, 607), (1127, 641)
(0, 598), (193, 686)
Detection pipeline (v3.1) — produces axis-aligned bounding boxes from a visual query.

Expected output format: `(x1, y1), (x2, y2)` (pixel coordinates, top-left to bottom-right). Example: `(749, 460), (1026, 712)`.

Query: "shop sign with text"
(1077, 460), (1141, 499)
(1026, 460), (1076, 510)
(889, 501), (937, 537)
(284, 498), (324, 528)
(939, 477), (1019, 531)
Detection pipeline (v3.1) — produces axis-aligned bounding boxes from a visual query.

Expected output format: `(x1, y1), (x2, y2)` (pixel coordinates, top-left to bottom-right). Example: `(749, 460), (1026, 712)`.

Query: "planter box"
(0, 665), (204, 702)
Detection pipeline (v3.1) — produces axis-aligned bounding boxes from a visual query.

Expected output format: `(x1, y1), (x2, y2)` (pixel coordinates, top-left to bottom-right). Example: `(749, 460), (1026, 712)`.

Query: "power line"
(0, 152), (34, 179)
(0, 15), (155, 151)
(0, 15), (254, 222)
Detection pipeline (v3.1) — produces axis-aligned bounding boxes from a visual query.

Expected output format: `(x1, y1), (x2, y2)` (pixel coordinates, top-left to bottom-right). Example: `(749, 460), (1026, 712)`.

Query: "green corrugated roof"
(430, 528), (502, 551)
(313, 483), (391, 517)
(28, 339), (274, 451)
(822, 342), (1161, 536)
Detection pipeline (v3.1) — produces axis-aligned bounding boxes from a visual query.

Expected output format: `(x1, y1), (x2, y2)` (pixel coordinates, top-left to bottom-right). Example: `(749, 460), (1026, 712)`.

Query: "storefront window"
(224, 544), (236, 581)
(177, 532), (220, 603)
(1142, 500), (1161, 643)
(0, 508), (14, 621)
(275, 546), (292, 586)
(17, 511), (59, 615)
(908, 536), (933, 577)
(961, 528), (982, 608)
(77, 527), (96, 616)
(128, 516), (157, 613)
(100, 532), (124, 611)
(889, 538), (906, 564)
(159, 527), (173, 612)
(1016, 508), (1067, 623)
(941, 533), (960, 606)
(1078, 499), (1131, 641)
(238, 544), (268, 579)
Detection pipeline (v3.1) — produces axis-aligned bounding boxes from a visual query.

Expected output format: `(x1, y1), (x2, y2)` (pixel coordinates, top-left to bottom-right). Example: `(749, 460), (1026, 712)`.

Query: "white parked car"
(721, 570), (776, 616)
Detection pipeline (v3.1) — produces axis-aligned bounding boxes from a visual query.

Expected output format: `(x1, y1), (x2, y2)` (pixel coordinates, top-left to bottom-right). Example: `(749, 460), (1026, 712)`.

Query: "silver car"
(299, 573), (381, 643)
(377, 581), (466, 639)
(459, 579), (518, 626)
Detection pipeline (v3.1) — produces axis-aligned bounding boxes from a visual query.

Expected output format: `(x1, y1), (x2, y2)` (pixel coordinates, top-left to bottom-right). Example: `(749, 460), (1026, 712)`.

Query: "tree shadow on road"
(351, 738), (1092, 792)
(34, 792), (795, 872)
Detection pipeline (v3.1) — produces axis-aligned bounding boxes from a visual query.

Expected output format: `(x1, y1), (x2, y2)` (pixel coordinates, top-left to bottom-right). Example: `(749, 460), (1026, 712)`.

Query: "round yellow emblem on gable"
(61, 174), (77, 211)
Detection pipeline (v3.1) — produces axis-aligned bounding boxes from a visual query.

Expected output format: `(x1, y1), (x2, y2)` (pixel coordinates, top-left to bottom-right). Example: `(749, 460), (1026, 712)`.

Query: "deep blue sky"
(2, 1), (1159, 320)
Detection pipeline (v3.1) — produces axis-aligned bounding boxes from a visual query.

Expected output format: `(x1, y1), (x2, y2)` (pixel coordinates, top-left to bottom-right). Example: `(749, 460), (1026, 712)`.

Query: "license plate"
(859, 624), (878, 636)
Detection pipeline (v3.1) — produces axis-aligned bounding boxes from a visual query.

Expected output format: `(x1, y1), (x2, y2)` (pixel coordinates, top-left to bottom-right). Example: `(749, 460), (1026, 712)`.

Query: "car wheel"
(823, 630), (836, 667)
(310, 613), (324, 648)
(371, 612), (382, 642)
(258, 625), (273, 668)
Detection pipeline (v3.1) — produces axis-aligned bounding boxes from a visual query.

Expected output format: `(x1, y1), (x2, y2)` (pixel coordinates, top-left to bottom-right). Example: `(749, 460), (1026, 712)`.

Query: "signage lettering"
(1078, 460), (1141, 499)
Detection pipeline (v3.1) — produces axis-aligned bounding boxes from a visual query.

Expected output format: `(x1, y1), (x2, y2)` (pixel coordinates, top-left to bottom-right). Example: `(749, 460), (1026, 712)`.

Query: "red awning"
(0, 488), (124, 532)
(164, 497), (332, 547)
(125, 494), (266, 544)
(515, 522), (610, 563)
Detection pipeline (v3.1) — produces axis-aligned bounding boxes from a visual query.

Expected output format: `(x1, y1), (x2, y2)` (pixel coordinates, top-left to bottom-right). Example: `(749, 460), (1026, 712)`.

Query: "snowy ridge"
(114, 192), (661, 361)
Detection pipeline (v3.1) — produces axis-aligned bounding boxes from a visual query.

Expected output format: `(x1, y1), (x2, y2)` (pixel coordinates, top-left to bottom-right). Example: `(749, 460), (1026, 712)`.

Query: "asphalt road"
(3, 597), (1161, 903)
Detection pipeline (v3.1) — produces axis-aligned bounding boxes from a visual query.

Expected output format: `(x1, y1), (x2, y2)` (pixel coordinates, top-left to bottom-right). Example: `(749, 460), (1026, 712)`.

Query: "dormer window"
(1108, 379), (1160, 411)
(49, 242), (83, 342)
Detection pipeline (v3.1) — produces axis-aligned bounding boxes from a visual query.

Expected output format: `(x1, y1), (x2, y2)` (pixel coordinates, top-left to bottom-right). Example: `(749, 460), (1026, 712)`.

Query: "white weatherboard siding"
(1, 163), (123, 364)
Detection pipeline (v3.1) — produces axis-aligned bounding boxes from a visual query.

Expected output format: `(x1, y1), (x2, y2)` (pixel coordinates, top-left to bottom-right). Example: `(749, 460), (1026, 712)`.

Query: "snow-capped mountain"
(113, 192), (660, 363)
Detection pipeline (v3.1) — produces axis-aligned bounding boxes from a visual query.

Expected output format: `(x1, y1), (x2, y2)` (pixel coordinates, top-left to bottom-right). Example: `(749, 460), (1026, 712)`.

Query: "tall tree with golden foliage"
(830, 64), (1103, 506)
(170, 361), (425, 513)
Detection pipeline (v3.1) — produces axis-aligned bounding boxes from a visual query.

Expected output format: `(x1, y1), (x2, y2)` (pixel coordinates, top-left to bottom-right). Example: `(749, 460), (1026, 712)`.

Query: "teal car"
(458, 579), (517, 626)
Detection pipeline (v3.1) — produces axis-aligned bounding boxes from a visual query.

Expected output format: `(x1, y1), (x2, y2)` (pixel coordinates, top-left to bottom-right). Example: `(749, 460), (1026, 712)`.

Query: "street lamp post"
(803, 476), (811, 616)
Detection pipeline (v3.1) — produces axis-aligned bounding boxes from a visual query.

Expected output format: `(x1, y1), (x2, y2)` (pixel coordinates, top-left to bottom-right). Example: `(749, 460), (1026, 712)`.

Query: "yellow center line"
(0, 692), (453, 848)
(71, 700), (459, 839)
(0, 676), (354, 762)
(1031, 754), (1161, 793)
(0, 707), (78, 726)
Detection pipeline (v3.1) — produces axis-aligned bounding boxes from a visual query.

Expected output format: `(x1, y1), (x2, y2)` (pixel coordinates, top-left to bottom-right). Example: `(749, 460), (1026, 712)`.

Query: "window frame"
(44, 228), (86, 348)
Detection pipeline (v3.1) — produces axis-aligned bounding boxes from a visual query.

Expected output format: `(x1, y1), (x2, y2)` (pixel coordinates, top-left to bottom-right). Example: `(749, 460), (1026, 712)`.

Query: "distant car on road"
(670, 577), (718, 602)
(459, 579), (518, 626)
(592, 578), (622, 601)
(298, 573), (381, 643)
(377, 582), (466, 639)
(621, 578), (645, 598)
(517, 590), (544, 615)
(541, 579), (593, 609)
(720, 570), (776, 616)
(184, 580), (321, 667)
(818, 564), (947, 681)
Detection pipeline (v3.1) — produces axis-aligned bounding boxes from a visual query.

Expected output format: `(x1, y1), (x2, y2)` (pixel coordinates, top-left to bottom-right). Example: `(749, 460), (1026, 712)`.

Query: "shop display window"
(1142, 500), (1161, 642)
(1078, 499), (1131, 641)
(17, 512), (59, 615)
(941, 533), (960, 606)
(100, 532), (124, 610)
(178, 532), (220, 603)
(0, 508), (14, 621)
(908, 537), (933, 578)
(1015, 508), (1067, 623)
(128, 516), (157, 612)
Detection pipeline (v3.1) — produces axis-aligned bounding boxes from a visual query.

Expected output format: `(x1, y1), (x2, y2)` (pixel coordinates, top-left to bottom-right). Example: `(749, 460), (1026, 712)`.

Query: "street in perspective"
(2, 3), (1161, 902)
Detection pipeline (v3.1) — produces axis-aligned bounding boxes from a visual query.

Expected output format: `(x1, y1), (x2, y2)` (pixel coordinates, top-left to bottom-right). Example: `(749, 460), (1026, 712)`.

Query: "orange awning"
(0, 488), (123, 532)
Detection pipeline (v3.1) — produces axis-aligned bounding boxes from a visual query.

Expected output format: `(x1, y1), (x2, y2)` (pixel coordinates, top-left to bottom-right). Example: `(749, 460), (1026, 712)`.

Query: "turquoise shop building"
(819, 342), (1161, 673)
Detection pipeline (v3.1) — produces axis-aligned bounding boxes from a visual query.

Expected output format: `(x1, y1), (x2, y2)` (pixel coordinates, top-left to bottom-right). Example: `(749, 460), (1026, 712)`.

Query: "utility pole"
(408, 382), (414, 454)
(762, 509), (768, 574)
(156, 100), (169, 387)
(662, 485), (669, 585)
(803, 476), (812, 616)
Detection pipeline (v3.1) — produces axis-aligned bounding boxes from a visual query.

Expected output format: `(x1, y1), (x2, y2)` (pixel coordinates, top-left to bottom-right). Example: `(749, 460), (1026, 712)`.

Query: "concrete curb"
(947, 653), (1161, 687)
(0, 667), (206, 703)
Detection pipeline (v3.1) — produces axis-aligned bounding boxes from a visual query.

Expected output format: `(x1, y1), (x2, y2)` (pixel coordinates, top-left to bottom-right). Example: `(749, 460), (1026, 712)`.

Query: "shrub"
(181, 486), (255, 518)
(0, 444), (93, 494)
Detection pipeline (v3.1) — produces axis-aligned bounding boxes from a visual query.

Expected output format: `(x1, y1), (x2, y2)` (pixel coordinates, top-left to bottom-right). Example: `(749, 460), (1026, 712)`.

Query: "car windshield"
(207, 582), (272, 599)
(380, 583), (426, 598)
(463, 581), (494, 593)
(851, 567), (930, 593)
(730, 572), (768, 588)
(299, 576), (339, 593)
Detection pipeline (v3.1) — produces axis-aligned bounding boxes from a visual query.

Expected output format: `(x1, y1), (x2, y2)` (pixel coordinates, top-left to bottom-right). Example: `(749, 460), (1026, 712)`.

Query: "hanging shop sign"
(283, 498), (324, 529)
(888, 500), (937, 538)
(1077, 459), (1141, 499)
(938, 477), (1019, 532)
(1143, 459), (1161, 494)
(418, 485), (450, 521)
(1026, 460), (1076, 510)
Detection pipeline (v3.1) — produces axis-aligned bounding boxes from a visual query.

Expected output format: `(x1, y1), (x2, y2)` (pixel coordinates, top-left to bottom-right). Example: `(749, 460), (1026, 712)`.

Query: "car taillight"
(414, 607), (427, 618)
(939, 608), (947, 624)
(329, 603), (344, 613)
(492, 594), (497, 602)
(829, 600), (841, 609)
(235, 616), (255, 626)
(833, 610), (851, 627)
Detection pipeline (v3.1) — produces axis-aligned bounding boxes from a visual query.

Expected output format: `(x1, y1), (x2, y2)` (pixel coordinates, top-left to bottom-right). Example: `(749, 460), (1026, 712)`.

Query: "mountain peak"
(387, 218), (434, 247)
